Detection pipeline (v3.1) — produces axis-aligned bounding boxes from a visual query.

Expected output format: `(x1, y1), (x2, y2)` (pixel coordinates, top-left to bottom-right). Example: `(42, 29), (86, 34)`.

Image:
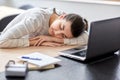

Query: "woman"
(0, 8), (88, 48)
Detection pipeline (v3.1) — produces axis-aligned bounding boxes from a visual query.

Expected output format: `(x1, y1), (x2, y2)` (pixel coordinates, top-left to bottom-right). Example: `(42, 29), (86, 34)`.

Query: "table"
(0, 53), (120, 80)
(0, 46), (76, 72)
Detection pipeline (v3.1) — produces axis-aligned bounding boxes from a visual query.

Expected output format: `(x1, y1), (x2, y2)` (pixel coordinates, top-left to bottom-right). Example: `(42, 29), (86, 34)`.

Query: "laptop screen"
(87, 17), (120, 59)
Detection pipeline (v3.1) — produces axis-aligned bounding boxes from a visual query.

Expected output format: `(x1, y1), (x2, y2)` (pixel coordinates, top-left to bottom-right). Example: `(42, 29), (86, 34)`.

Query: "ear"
(58, 13), (66, 19)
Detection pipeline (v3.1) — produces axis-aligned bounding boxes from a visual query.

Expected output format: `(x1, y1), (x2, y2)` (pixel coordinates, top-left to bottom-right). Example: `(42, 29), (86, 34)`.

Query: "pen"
(21, 56), (41, 60)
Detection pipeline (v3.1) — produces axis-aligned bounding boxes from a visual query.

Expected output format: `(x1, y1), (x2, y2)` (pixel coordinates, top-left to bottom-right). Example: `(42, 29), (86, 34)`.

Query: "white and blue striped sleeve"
(0, 13), (40, 48)
(64, 31), (88, 46)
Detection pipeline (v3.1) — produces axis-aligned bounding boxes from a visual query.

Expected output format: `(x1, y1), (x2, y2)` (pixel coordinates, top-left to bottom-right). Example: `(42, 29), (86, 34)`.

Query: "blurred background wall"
(0, 0), (120, 23)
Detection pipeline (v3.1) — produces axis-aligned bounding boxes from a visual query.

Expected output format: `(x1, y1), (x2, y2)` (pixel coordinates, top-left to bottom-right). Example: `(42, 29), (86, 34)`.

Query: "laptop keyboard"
(72, 50), (87, 57)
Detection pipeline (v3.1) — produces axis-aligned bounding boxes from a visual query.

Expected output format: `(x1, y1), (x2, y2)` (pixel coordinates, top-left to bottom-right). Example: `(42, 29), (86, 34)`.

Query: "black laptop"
(59, 17), (120, 62)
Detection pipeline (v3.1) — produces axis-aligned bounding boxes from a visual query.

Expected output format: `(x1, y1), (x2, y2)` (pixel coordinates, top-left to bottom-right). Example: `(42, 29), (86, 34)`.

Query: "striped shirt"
(0, 8), (88, 48)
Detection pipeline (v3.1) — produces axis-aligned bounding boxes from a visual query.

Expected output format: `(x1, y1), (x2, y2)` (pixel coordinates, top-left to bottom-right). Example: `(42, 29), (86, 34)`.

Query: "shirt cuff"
(20, 38), (29, 47)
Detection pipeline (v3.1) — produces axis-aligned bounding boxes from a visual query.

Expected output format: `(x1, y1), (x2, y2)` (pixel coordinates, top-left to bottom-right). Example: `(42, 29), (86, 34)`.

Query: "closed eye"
(59, 25), (67, 38)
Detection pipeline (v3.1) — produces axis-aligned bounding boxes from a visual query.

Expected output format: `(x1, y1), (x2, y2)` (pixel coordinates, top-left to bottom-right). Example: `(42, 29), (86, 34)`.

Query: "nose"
(54, 31), (61, 35)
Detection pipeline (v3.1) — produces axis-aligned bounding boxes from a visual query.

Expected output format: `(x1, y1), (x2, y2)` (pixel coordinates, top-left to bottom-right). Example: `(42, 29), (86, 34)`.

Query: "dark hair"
(64, 14), (88, 37)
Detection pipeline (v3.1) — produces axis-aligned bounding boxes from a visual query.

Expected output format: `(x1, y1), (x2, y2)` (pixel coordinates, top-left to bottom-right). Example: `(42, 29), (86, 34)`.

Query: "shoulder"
(81, 31), (89, 36)
(22, 8), (51, 15)
(76, 31), (89, 40)
(55, 8), (65, 15)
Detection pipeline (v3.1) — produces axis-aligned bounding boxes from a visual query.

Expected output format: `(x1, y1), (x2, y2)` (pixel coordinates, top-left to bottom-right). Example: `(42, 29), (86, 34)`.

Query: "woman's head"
(49, 13), (88, 39)
(64, 14), (88, 37)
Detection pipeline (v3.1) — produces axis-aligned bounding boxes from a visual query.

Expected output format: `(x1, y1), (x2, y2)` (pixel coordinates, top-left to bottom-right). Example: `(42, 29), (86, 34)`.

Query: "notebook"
(59, 17), (120, 62)
(18, 52), (61, 68)
(18, 60), (55, 70)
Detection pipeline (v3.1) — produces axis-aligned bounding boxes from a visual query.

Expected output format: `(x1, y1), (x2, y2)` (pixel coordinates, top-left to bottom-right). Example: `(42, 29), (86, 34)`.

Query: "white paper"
(18, 52), (61, 67)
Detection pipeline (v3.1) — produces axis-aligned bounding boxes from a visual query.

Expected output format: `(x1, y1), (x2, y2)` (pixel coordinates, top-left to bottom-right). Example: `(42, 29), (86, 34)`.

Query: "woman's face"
(49, 19), (73, 39)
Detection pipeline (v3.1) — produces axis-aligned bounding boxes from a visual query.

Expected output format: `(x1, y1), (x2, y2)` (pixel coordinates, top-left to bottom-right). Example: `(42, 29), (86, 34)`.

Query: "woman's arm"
(29, 35), (64, 46)
(30, 39), (63, 47)
(0, 38), (29, 48)
(29, 31), (88, 47)
(0, 11), (39, 48)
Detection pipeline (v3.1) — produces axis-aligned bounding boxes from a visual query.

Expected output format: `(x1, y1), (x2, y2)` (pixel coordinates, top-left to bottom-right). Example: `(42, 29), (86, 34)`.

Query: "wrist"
(52, 37), (64, 43)
(29, 39), (34, 46)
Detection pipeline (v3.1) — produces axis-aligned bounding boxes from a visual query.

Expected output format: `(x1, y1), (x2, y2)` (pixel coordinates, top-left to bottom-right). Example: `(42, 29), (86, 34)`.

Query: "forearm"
(0, 38), (29, 48)
(51, 37), (64, 44)
(29, 35), (64, 46)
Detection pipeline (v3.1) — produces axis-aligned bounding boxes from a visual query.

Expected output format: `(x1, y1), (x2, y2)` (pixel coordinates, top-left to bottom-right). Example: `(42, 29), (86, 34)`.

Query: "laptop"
(59, 17), (120, 62)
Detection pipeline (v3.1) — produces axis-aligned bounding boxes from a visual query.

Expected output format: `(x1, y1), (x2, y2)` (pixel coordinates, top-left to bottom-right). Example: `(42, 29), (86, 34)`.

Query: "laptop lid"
(86, 17), (120, 59)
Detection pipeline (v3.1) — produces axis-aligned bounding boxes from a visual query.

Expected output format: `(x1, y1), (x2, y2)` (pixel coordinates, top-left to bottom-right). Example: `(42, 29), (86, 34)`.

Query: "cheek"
(48, 28), (51, 35)
(51, 21), (59, 29)
(51, 24), (56, 29)
(49, 26), (55, 36)
(48, 27), (52, 36)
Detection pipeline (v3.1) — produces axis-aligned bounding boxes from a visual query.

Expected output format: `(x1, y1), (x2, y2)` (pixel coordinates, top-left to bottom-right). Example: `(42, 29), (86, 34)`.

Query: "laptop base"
(60, 52), (116, 63)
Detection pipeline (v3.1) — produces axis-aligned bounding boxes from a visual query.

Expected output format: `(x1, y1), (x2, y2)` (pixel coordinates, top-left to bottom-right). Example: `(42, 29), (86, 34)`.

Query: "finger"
(48, 43), (61, 47)
(34, 39), (42, 46)
(37, 39), (45, 46)
(48, 44), (57, 47)
(30, 38), (39, 41)
(30, 37), (39, 41)
(42, 42), (55, 47)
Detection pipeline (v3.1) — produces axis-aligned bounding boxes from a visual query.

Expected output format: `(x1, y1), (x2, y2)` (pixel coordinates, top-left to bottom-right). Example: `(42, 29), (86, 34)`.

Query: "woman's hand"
(29, 35), (64, 46)
(30, 35), (52, 41)
(29, 39), (38, 46)
(29, 39), (64, 47)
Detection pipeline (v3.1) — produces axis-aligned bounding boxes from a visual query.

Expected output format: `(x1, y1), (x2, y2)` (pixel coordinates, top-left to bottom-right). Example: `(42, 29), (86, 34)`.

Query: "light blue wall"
(0, 0), (120, 22)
